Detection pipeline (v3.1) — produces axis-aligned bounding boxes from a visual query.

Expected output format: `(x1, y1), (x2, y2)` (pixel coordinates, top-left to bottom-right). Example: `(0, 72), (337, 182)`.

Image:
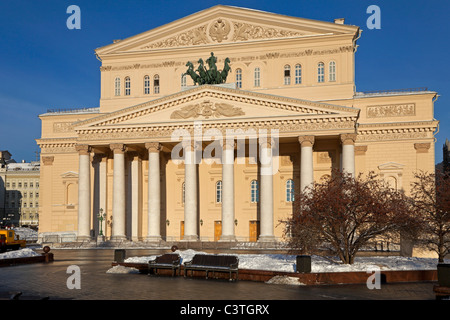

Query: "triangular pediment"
(96, 5), (359, 55)
(73, 85), (359, 142)
(75, 84), (358, 128)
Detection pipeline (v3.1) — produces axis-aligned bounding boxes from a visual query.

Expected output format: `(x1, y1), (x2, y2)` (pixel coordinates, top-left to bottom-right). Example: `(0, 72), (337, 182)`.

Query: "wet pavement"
(0, 248), (438, 302)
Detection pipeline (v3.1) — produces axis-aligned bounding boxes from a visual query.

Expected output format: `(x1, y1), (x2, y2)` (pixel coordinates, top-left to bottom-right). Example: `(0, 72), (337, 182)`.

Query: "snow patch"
(106, 265), (140, 274)
(266, 276), (306, 286)
(0, 248), (40, 260)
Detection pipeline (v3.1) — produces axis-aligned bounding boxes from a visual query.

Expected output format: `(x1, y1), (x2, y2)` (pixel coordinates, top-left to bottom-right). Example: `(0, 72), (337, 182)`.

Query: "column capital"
(182, 140), (195, 152)
(76, 144), (91, 155)
(298, 135), (315, 147)
(414, 142), (430, 153)
(258, 137), (275, 149)
(340, 133), (357, 146)
(221, 138), (235, 150)
(145, 142), (161, 153)
(110, 143), (127, 154)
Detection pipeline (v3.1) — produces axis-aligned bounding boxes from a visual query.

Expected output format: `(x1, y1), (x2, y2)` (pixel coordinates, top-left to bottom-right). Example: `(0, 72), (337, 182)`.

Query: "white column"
(145, 142), (161, 241)
(220, 139), (236, 241)
(258, 138), (275, 242)
(183, 141), (198, 241)
(110, 143), (127, 241)
(130, 154), (141, 242)
(298, 136), (315, 191)
(76, 145), (91, 241)
(341, 134), (356, 177)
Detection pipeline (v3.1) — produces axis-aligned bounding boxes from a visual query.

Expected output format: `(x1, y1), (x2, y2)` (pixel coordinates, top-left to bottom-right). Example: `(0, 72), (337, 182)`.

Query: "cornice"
(73, 85), (358, 130)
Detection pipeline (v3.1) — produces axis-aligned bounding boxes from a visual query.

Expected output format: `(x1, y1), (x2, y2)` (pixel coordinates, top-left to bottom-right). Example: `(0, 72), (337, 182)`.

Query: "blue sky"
(0, 0), (449, 164)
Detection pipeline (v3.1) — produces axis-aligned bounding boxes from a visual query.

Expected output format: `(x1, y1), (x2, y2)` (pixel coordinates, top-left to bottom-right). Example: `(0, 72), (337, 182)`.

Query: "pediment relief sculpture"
(170, 100), (245, 119)
(140, 18), (304, 50)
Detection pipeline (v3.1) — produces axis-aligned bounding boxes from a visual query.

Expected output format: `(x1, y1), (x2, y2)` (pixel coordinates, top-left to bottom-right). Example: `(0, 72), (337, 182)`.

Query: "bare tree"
(282, 170), (418, 264)
(410, 171), (450, 263)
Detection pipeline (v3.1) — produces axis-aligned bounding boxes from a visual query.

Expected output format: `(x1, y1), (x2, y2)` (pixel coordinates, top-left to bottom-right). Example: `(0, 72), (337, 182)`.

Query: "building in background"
(0, 153), (40, 228)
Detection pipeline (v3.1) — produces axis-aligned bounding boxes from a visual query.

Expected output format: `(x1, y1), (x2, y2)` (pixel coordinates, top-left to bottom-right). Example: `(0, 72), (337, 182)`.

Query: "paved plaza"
(0, 249), (438, 301)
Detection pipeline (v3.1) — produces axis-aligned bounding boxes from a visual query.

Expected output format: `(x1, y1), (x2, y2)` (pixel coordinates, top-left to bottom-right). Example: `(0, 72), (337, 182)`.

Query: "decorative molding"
(42, 156), (54, 166)
(355, 145), (368, 155)
(75, 145), (91, 155)
(367, 103), (415, 118)
(340, 133), (357, 145)
(101, 46), (354, 72)
(76, 117), (356, 142)
(53, 122), (74, 133)
(231, 21), (303, 42)
(414, 142), (431, 153)
(145, 142), (161, 153)
(209, 19), (232, 43)
(110, 143), (126, 154)
(75, 85), (352, 129)
(298, 135), (315, 147)
(170, 100), (245, 119)
(139, 19), (306, 50)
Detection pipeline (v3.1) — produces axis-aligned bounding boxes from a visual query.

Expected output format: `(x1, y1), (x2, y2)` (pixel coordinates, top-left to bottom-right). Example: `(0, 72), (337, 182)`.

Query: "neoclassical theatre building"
(37, 6), (438, 243)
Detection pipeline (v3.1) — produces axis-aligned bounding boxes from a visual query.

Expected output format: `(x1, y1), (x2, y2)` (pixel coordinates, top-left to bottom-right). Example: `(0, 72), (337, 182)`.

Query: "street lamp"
(97, 208), (106, 236)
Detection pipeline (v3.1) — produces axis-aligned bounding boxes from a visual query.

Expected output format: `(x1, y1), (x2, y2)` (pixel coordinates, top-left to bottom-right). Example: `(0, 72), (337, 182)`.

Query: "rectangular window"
(254, 68), (260, 87)
(295, 65), (302, 84)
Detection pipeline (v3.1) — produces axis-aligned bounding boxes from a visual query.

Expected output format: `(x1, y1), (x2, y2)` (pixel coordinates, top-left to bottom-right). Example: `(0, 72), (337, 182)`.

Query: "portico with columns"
(70, 84), (359, 243)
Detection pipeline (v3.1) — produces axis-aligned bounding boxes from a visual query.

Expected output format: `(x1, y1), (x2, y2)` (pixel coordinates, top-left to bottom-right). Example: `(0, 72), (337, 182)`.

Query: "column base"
(110, 235), (127, 242)
(219, 235), (237, 242)
(96, 235), (105, 243)
(181, 235), (199, 241)
(258, 235), (277, 243)
(145, 235), (162, 242)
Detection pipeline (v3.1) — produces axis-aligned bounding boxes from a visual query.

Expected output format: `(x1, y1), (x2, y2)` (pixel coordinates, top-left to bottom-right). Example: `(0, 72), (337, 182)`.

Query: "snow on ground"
(123, 248), (446, 273)
(0, 248), (40, 260)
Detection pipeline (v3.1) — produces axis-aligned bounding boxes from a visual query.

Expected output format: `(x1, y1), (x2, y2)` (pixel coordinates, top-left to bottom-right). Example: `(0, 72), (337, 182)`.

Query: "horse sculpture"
(184, 61), (200, 85)
(185, 53), (231, 85)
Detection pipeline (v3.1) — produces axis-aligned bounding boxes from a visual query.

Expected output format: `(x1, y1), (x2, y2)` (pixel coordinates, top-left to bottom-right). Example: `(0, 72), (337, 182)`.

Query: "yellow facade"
(36, 6), (438, 243)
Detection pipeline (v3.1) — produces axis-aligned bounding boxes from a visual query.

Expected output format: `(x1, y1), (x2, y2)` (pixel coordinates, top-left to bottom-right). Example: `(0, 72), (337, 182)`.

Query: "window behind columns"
(286, 179), (294, 202)
(216, 180), (222, 203)
(250, 180), (259, 203)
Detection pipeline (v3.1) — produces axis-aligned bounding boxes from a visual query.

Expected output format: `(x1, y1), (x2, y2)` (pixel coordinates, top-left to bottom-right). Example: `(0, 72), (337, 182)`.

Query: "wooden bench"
(148, 253), (181, 277)
(183, 254), (239, 281)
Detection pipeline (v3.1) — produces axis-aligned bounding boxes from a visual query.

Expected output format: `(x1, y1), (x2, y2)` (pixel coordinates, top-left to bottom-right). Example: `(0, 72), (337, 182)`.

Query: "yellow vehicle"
(0, 229), (27, 252)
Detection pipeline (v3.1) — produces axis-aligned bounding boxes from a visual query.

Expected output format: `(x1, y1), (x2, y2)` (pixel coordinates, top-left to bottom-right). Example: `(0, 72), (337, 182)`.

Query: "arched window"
(254, 67), (260, 87)
(284, 65), (291, 85)
(124, 76), (131, 96)
(144, 75), (150, 94)
(250, 180), (259, 203)
(286, 179), (294, 202)
(295, 64), (302, 84)
(236, 68), (242, 88)
(329, 61), (336, 82)
(318, 62), (325, 83)
(216, 180), (222, 203)
(154, 75), (160, 94)
(181, 73), (186, 88)
(114, 77), (121, 96)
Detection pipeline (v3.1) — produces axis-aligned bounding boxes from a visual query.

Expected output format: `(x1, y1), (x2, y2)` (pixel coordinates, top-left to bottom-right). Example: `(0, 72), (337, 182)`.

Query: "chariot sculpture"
(184, 52), (231, 85)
